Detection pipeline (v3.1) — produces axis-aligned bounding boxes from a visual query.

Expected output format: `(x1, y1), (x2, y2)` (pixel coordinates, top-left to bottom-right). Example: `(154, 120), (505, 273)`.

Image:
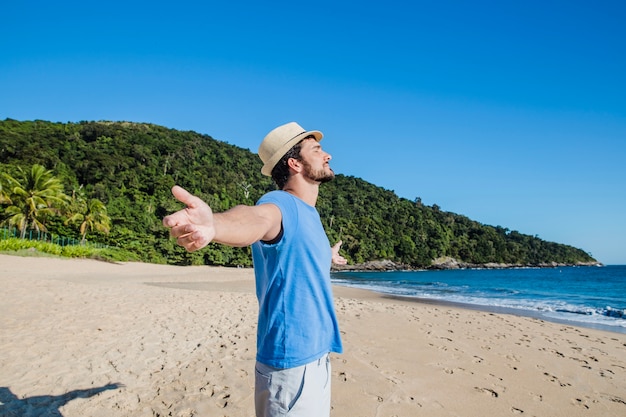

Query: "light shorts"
(254, 353), (331, 417)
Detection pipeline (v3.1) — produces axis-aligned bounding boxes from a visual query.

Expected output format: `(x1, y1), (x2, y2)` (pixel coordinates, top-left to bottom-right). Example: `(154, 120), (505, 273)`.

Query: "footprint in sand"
(543, 372), (571, 387)
(573, 397), (591, 409)
(474, 387), (498, 397)
(605, 395), (626, 405)
(212, 385), (231, 408)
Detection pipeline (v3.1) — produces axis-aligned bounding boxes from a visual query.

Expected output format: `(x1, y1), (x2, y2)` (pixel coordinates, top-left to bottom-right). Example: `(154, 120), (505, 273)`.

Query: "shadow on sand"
(0, 383), (123, 416)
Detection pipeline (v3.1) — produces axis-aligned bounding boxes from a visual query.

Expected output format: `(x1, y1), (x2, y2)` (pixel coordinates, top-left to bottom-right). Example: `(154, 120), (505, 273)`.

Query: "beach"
(1, 254), (624, 417)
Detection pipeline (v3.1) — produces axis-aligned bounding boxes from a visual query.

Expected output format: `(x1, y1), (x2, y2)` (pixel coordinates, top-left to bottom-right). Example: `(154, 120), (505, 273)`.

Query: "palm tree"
(0, 165), (69, 238)
(0, 178), (10, 204)
(65, 190), (111, 244)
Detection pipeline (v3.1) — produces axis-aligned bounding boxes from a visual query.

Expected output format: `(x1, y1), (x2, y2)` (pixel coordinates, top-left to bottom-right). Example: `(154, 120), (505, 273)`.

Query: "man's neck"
(282, 179), (320, 207)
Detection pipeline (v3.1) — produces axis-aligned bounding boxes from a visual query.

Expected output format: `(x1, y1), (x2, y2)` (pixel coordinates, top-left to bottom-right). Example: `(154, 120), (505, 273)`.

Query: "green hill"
(0, 119), (597, 267)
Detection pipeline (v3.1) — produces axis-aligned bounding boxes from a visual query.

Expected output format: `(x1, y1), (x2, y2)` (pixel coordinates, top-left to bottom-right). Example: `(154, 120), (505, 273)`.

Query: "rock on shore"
(332, 256), (602, 272)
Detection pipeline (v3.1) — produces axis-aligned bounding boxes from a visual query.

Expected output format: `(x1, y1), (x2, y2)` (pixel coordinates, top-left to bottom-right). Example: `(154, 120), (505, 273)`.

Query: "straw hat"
(258, 122), (323, 176)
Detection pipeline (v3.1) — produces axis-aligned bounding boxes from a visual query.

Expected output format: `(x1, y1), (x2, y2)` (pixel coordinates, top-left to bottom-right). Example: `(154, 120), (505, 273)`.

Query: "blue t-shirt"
(251, 190), (343, 368)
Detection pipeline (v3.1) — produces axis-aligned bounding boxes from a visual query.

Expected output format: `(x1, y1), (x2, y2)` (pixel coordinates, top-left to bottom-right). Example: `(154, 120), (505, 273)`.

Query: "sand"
(0, 254), (624, 417)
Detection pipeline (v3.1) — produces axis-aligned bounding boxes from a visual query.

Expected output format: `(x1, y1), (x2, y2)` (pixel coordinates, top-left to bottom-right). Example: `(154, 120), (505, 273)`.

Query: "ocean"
(331, 265), (626, 334)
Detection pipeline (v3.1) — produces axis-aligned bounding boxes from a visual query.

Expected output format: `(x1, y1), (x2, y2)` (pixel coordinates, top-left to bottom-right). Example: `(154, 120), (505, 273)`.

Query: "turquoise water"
(331, 265), (626, 333)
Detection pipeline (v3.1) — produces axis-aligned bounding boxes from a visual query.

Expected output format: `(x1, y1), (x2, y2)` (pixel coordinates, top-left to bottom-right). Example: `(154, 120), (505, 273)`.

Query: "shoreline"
(1, 254), (625, 416)
(379, 292), (626, 335)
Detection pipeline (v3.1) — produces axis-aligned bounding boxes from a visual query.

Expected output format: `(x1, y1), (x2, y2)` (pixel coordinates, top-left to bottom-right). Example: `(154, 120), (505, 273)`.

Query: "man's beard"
(302, 159), (335, 183)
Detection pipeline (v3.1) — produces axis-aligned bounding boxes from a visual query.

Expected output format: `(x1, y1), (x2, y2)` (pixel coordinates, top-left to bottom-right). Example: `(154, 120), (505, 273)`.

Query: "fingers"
(168, 223), (192, 239)
(163, 185), (213, 252)
(174, 227), (209, 252)
(162, 186), (198, 228)
(163, 211), (183, 228)
(332, 254), (347, 265)
(171, 185), (201, 208)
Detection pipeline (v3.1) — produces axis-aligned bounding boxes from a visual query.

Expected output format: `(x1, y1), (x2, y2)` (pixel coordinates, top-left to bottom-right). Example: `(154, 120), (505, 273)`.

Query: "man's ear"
(287, 157), (302, 173)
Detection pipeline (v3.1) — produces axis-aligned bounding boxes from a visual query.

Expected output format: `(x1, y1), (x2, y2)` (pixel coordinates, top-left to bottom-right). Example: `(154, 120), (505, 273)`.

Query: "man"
(163, 122), (345, 417)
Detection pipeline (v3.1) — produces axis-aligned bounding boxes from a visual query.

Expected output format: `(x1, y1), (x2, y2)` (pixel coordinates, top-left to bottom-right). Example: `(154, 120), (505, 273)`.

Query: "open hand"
(162, 186), (215, 252)
(331, 240), (347, 265)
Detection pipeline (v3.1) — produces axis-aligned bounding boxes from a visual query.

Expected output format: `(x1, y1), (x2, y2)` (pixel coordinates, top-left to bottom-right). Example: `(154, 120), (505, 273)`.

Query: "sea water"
(331, 265), (626, 334)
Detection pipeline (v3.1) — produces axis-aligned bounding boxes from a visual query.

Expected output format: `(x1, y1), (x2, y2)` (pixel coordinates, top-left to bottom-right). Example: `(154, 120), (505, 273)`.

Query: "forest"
(0, 119), (597, 268)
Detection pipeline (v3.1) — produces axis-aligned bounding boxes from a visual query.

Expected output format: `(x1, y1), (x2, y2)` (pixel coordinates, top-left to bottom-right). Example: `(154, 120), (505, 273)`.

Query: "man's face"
(299, 138), (335, 183)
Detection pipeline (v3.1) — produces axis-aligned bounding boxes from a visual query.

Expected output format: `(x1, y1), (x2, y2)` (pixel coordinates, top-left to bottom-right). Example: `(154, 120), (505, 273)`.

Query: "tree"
(65, 188), (111, 244)
(0, 178), (9, 204)
(0, 164), (69, 238)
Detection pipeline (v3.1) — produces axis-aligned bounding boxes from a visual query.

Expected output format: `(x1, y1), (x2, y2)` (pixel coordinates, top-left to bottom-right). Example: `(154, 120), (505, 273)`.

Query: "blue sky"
(2, 1), (625, 264)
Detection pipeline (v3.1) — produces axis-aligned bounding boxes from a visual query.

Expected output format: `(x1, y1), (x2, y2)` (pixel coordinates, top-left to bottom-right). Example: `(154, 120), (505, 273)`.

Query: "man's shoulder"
(258, 190), (290, 205)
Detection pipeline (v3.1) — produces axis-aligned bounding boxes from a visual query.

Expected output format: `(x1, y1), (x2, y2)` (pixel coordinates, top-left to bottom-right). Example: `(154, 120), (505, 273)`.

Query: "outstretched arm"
(162, 185), (282, 251)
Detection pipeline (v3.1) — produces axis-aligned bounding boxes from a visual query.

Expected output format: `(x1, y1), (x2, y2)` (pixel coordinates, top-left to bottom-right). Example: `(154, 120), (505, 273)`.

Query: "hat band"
(290, 131), (307, 141)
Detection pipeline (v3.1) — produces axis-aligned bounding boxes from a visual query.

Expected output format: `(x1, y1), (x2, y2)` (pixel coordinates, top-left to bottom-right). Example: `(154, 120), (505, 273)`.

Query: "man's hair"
(270, 140), (304, 189)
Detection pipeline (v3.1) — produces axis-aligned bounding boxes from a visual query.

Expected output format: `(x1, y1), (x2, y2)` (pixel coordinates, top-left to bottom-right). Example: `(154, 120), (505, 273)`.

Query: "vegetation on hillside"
(0, 119), (596, 267)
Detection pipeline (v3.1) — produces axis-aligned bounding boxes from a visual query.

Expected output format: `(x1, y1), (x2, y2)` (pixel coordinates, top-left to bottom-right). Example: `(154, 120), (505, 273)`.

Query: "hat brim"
(261, 130), (323, 176)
